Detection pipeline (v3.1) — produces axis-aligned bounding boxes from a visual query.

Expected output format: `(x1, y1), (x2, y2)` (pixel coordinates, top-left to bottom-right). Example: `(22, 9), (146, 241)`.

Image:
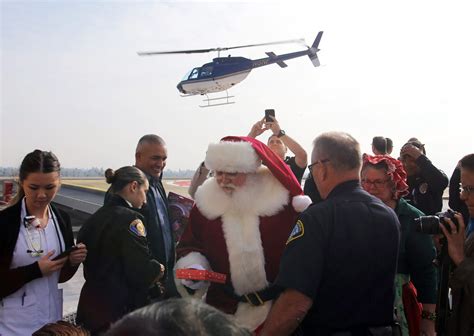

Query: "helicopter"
(138, 31), (323, 107)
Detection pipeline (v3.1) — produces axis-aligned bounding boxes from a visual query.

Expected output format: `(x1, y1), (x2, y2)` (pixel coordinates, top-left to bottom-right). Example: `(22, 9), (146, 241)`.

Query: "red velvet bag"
(402, 281), (422, 336)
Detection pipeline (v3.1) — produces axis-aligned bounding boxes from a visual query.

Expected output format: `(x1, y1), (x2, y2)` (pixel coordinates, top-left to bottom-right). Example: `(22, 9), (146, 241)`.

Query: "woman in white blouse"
(0, 150), (87, 335)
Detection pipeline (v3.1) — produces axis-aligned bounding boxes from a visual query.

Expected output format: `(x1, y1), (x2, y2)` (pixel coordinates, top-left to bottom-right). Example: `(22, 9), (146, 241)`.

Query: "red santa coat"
(175, 167), (303, 330)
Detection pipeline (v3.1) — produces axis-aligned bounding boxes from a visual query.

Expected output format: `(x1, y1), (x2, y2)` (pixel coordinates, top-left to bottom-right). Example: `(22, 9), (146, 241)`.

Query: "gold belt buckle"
(244, 292), (264, 306)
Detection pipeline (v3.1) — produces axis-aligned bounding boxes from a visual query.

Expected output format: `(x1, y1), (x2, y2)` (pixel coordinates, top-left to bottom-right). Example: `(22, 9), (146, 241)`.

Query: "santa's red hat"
(205, 136), (311, 212)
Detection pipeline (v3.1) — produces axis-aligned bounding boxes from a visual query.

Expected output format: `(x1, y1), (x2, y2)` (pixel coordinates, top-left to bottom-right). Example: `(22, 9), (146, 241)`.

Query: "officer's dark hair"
(10, 150), (61, 206)
(105, 166), (147, 194)
(136, 134), (166, 154)
(105, 298), (252, 336)
(406, 137), (426, 155)
(267, 134), (287, 150)
(312, 132), (361, 172)
(460, 154), (474, 172)
(372, 136), (389, 155)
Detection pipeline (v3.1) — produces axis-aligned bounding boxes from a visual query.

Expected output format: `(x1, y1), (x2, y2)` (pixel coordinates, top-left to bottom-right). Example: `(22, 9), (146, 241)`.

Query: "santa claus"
(175, 136), (311, 332)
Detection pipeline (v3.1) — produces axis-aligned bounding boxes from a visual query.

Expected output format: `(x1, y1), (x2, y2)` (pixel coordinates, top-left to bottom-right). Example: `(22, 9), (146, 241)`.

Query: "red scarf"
(362, 154), (409, 199)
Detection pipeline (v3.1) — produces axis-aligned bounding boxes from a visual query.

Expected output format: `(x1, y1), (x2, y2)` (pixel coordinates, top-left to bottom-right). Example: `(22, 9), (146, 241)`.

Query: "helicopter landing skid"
(199, 92), (235, 108)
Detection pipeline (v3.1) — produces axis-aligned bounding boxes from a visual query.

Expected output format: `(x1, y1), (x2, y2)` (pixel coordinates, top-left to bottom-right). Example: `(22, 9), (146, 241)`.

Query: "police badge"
(419, 182), (428, 194)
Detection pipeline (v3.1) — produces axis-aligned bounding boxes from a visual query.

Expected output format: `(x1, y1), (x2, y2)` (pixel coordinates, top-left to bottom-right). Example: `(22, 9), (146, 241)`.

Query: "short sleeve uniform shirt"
(276, 180), (400, 332)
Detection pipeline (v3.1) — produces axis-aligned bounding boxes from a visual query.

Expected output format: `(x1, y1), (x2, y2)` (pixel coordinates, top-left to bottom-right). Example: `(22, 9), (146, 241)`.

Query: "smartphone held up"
(265, 109), (275, 122)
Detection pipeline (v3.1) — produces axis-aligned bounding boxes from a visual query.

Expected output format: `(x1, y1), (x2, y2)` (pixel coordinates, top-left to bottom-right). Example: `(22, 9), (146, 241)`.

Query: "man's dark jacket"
(405, 155), (448, 215)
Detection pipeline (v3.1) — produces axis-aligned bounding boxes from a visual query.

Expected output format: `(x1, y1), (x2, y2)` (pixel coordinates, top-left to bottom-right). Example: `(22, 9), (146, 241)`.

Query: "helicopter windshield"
(181, 68), (201, 81)
(181, 70), (192, 81)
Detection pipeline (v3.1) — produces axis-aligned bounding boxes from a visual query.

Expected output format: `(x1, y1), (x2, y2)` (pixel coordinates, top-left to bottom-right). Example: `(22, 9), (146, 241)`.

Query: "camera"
(414, 209), (459, 235)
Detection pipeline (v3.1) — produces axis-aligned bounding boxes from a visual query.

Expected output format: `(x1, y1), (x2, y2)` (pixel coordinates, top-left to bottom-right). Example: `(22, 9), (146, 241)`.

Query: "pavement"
(62, 264), (85, 317)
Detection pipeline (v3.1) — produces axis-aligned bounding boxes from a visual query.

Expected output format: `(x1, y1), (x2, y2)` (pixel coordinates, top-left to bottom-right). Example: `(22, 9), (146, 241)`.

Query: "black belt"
(222, 282), (283, 306)
(314, 326), (393, 336)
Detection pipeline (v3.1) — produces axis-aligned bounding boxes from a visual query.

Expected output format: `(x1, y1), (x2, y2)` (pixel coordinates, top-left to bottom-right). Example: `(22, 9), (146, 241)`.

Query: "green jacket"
(395, 198), (437, 303)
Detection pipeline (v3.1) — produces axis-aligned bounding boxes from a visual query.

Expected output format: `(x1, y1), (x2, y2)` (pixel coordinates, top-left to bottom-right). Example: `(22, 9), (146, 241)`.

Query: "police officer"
(262, 132), (400, 336)
(77, 167), (164, 335)
(400, 138), (448, 215)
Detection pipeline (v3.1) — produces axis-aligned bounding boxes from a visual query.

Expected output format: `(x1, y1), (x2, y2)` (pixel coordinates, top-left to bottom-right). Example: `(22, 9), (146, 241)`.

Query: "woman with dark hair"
(372, 136), (393, 155)
(0, 150), (87, 335)
(76, 166), (164, 335)
(361, 154), (437, 336)
(386, 138), (393, 155)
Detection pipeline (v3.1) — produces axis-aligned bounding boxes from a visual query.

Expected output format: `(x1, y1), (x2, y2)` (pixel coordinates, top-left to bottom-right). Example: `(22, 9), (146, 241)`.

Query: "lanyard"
(23, 205), (63, 258)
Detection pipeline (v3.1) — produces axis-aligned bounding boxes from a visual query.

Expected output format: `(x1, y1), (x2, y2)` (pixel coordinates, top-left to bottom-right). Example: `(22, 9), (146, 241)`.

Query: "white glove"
(181, 264), (210, 290)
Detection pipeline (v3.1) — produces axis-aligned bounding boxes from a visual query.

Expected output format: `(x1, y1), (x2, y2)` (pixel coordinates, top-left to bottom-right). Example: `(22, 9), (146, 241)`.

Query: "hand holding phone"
(265, 109), (275, 122)
(52, 245), (79, 261)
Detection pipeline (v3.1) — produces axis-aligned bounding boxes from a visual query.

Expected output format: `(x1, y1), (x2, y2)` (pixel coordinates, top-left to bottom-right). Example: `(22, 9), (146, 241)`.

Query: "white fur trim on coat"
(194, 167), (291, 329)
(234, 301), (272, 331)
(174, 252), (211, 299)
(205, 141), (261, 173)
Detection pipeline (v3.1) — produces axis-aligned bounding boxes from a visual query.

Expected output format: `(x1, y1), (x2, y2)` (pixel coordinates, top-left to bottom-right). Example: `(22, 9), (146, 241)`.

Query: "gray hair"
(136, 134), (166, 154)
(105, 298), (252, 336)
(312, 132), (361, 172)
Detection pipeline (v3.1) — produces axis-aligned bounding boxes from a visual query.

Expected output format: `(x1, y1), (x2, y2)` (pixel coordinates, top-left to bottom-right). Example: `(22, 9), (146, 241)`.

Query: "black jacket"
(104, 174), (177, 297)
(449, 165), (470, 224)
(405, 155), (449, 215)
(0, 201), (76, 299)
(76, 195), (163, 334)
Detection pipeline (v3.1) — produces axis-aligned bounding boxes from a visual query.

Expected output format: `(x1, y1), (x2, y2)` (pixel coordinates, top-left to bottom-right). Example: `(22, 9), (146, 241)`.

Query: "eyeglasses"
(460, 184), (474, 196)
(361, 178), (390, 188)
(308, 159), (330, 170)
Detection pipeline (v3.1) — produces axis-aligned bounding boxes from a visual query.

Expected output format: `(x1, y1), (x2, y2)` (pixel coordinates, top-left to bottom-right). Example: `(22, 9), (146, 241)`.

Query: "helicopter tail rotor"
(308, 31), (323, 67)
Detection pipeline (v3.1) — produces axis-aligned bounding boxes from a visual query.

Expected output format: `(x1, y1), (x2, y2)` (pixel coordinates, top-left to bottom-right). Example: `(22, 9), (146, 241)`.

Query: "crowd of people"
(0, 116), (473, 336)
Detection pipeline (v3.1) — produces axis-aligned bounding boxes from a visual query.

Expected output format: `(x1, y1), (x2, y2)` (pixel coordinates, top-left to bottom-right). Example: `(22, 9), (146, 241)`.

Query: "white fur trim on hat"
(205, 141), (261, 173)
(292, 195), (312, 212)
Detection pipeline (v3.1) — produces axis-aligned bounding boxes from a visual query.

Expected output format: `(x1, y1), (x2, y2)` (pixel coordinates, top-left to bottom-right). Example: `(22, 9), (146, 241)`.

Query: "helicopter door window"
(199, 66), (213, 78)
(188, 68), (200, 80)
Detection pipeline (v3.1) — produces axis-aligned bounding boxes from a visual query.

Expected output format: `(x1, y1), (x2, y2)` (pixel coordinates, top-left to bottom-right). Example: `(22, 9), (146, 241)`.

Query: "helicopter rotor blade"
(137, 38), (306, 56)
(137, 48), (221, 56)
(219, 38), (306, 51)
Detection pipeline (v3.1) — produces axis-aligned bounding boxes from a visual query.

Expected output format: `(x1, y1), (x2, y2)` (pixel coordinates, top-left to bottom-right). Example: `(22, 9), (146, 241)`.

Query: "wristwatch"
(277, 130), (286, 138)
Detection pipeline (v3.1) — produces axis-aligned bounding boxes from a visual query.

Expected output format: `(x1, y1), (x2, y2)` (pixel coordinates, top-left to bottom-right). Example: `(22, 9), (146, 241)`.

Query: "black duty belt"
(222, 282), (283, 306)
(314, 325), (393, 336)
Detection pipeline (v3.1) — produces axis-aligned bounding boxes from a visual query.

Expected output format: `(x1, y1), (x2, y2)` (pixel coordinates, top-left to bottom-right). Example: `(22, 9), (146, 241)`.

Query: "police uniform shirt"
(276, 180), (400, 332)
(285, 156), (305, 184)
(405, 155), (448, 216)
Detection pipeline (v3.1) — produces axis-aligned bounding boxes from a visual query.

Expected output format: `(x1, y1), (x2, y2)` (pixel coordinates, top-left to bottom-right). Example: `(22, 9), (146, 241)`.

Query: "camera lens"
(414, 216), (441, 234)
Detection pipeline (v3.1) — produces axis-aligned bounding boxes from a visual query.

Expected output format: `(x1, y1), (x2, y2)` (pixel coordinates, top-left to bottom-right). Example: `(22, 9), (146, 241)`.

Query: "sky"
(1, 0), (473, 176)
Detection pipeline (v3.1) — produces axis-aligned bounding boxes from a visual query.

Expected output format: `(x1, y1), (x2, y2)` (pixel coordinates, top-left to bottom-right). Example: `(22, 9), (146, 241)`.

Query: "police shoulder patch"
(129, 219), (147, 237)
(286, 220), (305, 244)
